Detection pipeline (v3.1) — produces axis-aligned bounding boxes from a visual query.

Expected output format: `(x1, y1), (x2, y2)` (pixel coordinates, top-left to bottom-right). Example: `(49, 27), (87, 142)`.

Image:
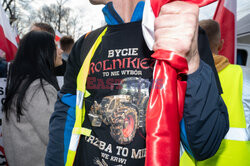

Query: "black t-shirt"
(60, 21), (223, 166)
(48, 20), (226, 166)
(74, 22), (154, 166)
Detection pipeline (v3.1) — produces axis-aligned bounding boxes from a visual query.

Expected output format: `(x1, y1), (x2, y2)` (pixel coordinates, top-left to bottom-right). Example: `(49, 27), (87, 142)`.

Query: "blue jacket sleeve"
(45, 93), (76, 166)
(181, 60), (229, 161)
(45, 33), (87, 166)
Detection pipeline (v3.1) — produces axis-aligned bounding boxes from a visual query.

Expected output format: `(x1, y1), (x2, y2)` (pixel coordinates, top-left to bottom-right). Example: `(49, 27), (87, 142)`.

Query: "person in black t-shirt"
(46, 1), (229, 166)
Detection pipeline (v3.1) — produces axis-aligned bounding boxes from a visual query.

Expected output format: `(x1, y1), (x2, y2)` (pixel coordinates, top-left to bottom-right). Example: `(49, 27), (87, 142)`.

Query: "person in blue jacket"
(0, 56), (7, 77)
(46, 1), (229, 165)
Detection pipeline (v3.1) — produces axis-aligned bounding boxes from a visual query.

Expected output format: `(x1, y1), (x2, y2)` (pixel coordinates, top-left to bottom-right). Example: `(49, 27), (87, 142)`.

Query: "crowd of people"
(0, 0), (249, 166)
(1, 23), (74, 165)
(0, 23), (75, 78)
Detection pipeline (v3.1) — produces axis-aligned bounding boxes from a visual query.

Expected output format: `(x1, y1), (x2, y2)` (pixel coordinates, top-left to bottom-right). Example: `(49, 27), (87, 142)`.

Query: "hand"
(153, 1), (200, 74)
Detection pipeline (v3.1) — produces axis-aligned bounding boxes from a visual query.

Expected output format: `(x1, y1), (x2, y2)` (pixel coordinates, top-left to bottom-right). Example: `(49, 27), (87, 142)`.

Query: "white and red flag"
(0, 5), (18, 62)
(213, 0), (237, 64)
(142, 0), (217, 50)
(13, 25), (20, 44)
(55, 30), (62, 42)
(142, 0), (217, 166)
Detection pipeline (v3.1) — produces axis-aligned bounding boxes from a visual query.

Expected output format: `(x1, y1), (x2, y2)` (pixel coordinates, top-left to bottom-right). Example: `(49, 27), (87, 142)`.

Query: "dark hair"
(33, 22), (55, 38)
(60, 36), (74, 52)
(3, 31), (59, 121)
(199, 19), (221, 50)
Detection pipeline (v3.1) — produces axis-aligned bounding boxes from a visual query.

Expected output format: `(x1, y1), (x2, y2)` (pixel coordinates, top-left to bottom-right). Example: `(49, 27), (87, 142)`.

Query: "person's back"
(2, 31), (61, 166)
(180, 19), (250, 166)
(205, 56), (250, 166)
(3, 79), (57, 166)
(181, 61), (250, 166)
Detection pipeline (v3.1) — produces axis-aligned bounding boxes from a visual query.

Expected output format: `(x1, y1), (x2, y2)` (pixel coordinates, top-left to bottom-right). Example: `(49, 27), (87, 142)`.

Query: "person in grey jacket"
(2, 31), (62, 166)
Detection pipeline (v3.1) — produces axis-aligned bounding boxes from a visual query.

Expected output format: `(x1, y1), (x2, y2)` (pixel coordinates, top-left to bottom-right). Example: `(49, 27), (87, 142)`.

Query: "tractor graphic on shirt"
(89, 77), (150, 145)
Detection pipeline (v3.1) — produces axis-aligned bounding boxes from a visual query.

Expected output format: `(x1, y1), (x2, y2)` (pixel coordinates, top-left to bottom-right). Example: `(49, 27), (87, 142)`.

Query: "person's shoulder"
(188, 60), (213, 79)
(70, 25), (107, 61)
(27, 79), (57, 98)
(223, 64), (243, 74)
(73, 35), (86, 50)
(75, 25), (107, 46)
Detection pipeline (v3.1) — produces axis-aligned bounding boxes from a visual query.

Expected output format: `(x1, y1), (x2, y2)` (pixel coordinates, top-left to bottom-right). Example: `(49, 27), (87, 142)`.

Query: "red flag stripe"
(214, 0), (236, 64)
(143, 1), (221, 166)
(55, 30), (62, 42)
(55, 35), (61, 42)
(0, 5), (18, 62)
(0, 25), (17, 61)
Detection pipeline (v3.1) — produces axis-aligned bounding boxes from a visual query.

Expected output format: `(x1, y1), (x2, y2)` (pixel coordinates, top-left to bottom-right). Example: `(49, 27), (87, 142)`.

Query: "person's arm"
(45, 93), (75, 166)
(153, 2), (229, 161)
(46, 35), (86, 166)
(181, 60), (229, 161)
(24, 81), (57, 145)
(198, 27), (223, 94)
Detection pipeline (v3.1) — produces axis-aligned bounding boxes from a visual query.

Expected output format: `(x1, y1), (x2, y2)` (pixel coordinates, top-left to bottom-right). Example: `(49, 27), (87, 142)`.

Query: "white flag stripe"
(223, 0), (237, 63)
(214, 0), (237, 64)
(56, 30), (62, 38)
(224, 0), (237, 14)
(0, 6), (18, 48)
(142, 0), (156, 51)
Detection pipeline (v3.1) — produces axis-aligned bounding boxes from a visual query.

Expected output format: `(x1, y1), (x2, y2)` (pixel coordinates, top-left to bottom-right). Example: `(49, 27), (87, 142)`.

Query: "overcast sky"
(29, 0), (105, 37)
(43, 0), (249, 37)
(199, 0), (250, 20)
(3, 0), (250, 39)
